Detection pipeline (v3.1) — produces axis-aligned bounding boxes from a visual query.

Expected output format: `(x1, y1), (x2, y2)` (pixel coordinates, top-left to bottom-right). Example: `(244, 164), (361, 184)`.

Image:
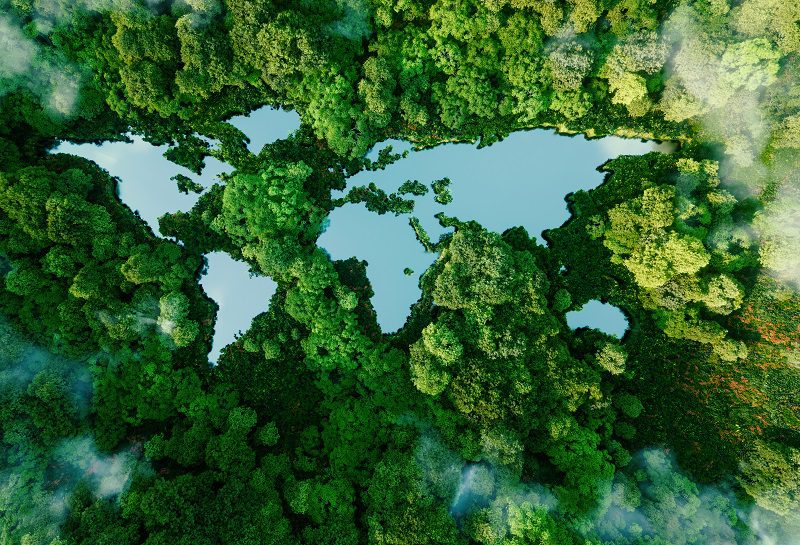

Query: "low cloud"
(0, 316), (148, 543)
(0, 435), (144, 543)
(53, 436), (140, 499)
(0, 18), (37, 77)
(326, 0), (373, 40)
(0, 14), (81, 116)
(753, 184), (800, 290)
(410, 430), (800, 544)
(660, 6), (780, 172)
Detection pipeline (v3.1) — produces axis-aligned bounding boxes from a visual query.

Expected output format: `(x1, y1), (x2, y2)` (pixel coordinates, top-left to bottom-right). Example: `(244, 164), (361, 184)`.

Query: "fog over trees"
(0, 0), (799, 543)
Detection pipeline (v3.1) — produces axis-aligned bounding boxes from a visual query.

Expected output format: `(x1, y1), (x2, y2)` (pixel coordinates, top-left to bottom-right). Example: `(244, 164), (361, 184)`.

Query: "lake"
(56, 111), (664, 357)
(55, 107), (299, 362)
(319, 132), (667, 332)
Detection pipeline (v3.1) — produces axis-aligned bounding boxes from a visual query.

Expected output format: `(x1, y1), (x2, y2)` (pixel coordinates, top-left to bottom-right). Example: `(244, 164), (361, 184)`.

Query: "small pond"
(566, 300), (629, 338)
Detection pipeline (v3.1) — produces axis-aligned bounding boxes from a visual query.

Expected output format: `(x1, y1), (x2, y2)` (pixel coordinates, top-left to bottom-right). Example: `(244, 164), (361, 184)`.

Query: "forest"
(0, 0), (799, 543)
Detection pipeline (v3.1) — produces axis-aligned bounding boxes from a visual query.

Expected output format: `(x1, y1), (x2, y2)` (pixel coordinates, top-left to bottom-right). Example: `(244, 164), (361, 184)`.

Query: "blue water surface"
(566, 300), (629, 338)
(55, 112), (661, 354)
(318, 132), (664, 332)
(54, 107), (299, 362)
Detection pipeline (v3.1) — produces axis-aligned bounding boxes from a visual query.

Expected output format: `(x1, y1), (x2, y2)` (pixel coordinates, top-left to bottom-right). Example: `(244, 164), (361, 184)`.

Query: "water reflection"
(566, 300), (629, 338)
(319, 130), (667, 333)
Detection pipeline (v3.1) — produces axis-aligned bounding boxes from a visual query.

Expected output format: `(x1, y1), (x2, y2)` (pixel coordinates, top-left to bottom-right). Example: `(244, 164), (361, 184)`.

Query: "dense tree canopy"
(0, 0), (798, 543)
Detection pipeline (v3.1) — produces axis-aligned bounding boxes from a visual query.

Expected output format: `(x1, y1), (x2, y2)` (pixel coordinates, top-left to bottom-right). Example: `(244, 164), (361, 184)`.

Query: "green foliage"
(409, 216), (435, 252)
(739, 440), (800, 520)
(365, 451), (464, 545)
(431, 177), (454, 205)
(398, 179), (428, 196)
(547, 43), (594, 93)
(0, 1), (797, 543)
(171, 174), (204, 195)
(596, 342), (627, 376)
(335, 182), (415, 215)
(600, 157), (753, 360)
(601, 32), (667, 117)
